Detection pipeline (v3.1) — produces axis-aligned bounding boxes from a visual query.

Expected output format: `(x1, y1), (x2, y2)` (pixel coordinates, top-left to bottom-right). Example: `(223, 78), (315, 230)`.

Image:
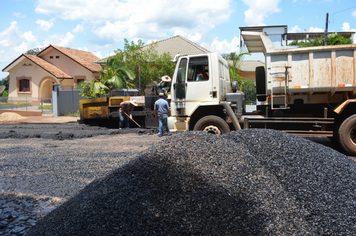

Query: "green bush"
(1, 91), (8, 97)
(0, 102), (14, 109)
(39, 104), (52, 110)
(65, 110), (80, 117)
(17, 102), (29, 108)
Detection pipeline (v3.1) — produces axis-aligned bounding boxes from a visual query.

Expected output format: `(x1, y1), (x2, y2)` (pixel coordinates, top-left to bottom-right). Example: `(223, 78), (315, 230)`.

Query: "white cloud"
(13, 12), (25, 18)
(352, 10), (356, 17)
(23, 31), (37, 43)
(342, 22), (356, 33)
(35, 0), (233, 44)
(77, 47), (89, 51)
(73, 24), (84, 33)
(92, 50), (104, 58)
(44, 32), (75, 47)
(0, 21), (39, 50)
(289, 25), (301, 33)
(242, 0), (281, 25)
(307, 27), (324, 32)
(0, 21), (21, 47)
(16, 31), (39, 53)
(342, 22), (351, 31)
(201, 36), (240, 54)
(58, 32), (75, 46)
(0, 22), (41, 66)
(36, 18), (55, 31)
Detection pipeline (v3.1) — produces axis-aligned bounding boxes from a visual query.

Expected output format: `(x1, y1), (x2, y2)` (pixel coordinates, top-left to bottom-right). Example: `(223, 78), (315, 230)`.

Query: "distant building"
(95, 35), (212, 64)
(2, 45), (100, 104)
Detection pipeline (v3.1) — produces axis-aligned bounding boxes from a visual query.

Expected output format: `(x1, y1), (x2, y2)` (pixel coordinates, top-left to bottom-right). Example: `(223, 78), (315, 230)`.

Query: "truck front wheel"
(193, 115), (230, 135)
(338, 114), (356, 155)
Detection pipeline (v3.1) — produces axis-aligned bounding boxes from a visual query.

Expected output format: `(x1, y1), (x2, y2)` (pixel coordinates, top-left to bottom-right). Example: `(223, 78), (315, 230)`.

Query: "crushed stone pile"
(0, 112), (24, 121)
(27, 129), (356, 235)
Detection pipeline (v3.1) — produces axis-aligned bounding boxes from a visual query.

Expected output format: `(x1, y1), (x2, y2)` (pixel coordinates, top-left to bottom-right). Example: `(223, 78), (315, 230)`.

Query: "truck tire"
(193, 115), (230, 135)
(337, 114), (356, 155)
(256, 66), (266, 102)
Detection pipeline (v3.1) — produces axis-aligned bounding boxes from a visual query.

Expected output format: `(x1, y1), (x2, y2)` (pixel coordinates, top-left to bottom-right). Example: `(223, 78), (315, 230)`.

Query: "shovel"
(123, 111), (141, 128)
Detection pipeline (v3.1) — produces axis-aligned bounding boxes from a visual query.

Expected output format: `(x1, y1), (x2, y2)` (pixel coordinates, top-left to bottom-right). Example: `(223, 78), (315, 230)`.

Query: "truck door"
(172, 56), (211, 116)
(173, 58), (188, 116)
(185, 56), (211, 104)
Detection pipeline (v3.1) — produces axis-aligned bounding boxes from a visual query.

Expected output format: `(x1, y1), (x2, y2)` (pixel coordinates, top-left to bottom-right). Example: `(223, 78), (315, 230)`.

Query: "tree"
(222, 51), (251, 92)
(80, 57), (135, 98)
(289, 33), (353, 47)
(80, 39), (175, 98)
(115, 39), (176, 91)
(0, 76), (9, 97)
(25, 47), (43, 55)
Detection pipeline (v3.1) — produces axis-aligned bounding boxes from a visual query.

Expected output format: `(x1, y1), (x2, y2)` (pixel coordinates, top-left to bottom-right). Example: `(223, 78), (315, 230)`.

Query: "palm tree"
(82, 56), (135, 98)
(222, 51), (250, 88)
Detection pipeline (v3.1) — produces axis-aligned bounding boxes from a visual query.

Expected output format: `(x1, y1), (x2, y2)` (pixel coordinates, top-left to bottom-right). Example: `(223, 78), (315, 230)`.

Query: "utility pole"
(325, 13), (329, 46)
(138, 61), (141, 95)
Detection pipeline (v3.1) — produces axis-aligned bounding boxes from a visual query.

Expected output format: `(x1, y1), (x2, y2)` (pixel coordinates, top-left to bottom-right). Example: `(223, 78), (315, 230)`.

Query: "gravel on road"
(0, 123), (156, 140)
(0, 124), (160, 235)
(25, 129), (356, 236)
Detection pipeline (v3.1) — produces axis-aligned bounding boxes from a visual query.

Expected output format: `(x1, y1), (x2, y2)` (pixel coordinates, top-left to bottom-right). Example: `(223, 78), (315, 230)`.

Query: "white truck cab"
(168, 53), (242, 134)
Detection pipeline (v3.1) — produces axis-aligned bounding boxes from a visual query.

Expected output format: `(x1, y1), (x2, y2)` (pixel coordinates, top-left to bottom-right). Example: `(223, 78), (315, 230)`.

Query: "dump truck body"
(242, 31), (356, 108)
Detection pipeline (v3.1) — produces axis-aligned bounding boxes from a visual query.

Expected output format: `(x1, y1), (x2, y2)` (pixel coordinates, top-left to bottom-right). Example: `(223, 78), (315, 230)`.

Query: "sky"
(1, 0), (356, 79)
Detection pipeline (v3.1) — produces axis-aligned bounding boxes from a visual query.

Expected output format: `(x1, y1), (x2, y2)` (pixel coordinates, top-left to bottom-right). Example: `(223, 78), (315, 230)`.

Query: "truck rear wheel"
(338, 114), (356, 155)
(193, 115), (230, 135)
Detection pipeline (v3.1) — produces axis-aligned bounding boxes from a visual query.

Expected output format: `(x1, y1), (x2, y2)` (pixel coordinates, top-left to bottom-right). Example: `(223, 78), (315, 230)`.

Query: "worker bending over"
(120, 101), (137, 128)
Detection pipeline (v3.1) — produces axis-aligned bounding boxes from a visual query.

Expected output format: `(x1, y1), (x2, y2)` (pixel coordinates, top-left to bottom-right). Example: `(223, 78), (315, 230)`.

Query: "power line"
(330, 6), (356, 26)
(331, 6), (356, 15)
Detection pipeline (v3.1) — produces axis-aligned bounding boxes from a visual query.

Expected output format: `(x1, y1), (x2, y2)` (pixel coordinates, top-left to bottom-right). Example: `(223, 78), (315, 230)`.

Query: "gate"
(52, 84), (87, 116)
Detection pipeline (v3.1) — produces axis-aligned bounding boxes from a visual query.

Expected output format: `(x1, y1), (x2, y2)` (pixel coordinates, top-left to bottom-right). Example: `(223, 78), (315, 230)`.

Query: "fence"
(0, 96), (53, 115)
(0, 86), (257, 117)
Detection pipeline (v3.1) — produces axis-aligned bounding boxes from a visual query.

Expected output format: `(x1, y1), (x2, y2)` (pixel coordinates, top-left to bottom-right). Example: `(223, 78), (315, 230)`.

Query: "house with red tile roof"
(2, 45), (101, 104)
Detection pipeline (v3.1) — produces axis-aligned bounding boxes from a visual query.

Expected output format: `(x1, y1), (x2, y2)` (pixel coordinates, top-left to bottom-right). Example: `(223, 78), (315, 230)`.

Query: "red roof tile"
(38, 45), (101, 73)
(24, 54), (72, 79)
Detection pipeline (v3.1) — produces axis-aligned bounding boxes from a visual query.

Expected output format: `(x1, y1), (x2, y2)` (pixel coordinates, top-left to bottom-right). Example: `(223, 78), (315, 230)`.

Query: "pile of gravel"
(27, 129), (356, 235)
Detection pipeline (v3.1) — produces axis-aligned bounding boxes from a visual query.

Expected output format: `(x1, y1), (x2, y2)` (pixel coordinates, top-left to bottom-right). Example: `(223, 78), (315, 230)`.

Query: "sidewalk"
(0, 114), (79, 124)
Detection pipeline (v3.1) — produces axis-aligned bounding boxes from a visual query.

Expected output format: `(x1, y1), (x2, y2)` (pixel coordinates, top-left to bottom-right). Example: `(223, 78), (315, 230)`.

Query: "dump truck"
(168, 30), (356, 155)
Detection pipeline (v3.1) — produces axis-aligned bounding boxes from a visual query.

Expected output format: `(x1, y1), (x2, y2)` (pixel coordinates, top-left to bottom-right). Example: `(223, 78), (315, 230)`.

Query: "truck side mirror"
(232, 81), (239, 93)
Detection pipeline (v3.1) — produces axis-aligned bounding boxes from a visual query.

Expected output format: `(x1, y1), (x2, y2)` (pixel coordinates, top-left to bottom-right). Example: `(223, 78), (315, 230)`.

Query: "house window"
(19, 79), (30, 92)
(75, 76), (86, 86)
(56, 56), (60, 59)
(50, 56), (53, 59)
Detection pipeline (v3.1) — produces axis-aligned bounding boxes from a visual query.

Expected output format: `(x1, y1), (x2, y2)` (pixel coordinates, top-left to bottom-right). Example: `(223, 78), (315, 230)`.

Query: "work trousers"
(119, 112), (130, 128)
(158, 113), (171, 135)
